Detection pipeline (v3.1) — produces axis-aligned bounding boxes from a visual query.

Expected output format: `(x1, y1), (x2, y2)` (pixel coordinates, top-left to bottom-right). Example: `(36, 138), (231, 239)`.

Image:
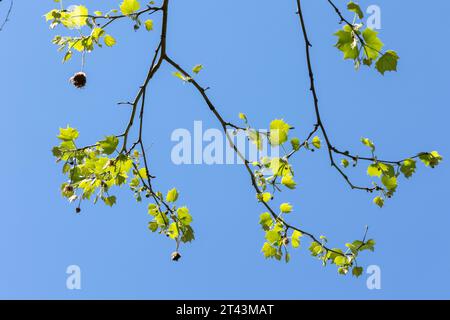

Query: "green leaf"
(177, 207), (192, 226)
(104, 35), (116, 47)
(281, 174), (296, 190)
(58, 126), (79, 141)
(181, 225), (195, 243)
(120, 0), (140, 15)
(334, 255), (348, 266)
(361, 137), (375, 152)
(381, 174), (397, 191)
(419, 151), (443, 168)
(265, 230), (281, 244)
(172, 71), (190, 82)
(373, 196), (384, 208)
(362, 28), (384, 61)
(376, 50), (399, 75)
(63, 51), (72, 63)
(69, 5), (88, 28)
(341, 159), (350, 168)
(148, 221), (158, 232)
(269, 119), (290, 145)
(309, 242), (323, 256)
(347, 2), (364, 19)
(103, 195), (117, 207)
(144, 19), (154, 31)
(270, 157), (291, 177)
(166, 188), (179, 203)
(258, 192), (272, 203)
(280, 203), (293, 213)
(290, 138), (300, 151)
(192, 64), (203, 74)
(352, 266), (363, 277)
(99, 136), (119, 155)
(259, 212), (273, 231)
(167, 222), (179, 239)
(312, 136), (321, 149)
(334, 25), (359, 60)
(138, 167), (148, 179)
(400, 159), (417, 178)
(262, 242), (277, 258)
(367, 164), (382, 177)
(291, 230), (302, 248)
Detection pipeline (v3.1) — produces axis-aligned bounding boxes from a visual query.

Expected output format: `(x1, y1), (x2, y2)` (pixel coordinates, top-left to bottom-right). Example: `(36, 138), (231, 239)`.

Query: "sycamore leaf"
(166, 188), (179, 203)
(376, 50), (399, 75)
(265, 230), (281, 244)
(104, 35), (116, 47)
(280, 203), (293, 213)
(341, 159), (350, 168)
(347, 2), (364, 19)
(144, 19), (154, 31)
(259, 212), (273, 231)
(262, 242), (277, 258)
(99, 136), (119, 155)
(312, 136), (321, 149)
(58, 126), (79, 141)
(334, 25), (359, 60)
(361, 137), (375, 152)
(291, 230), (302, 248)
(352, 266), (363, 277)
(373, 196), (384, 208)
(400, 159), (416, 178)
(381, 174), (397, 191)
(177, 207), (192, 226)
(69, 5), (88, 28)
(269, 119), (290, 145)
(258, 192), (272, 203)
(103, 195), (117, 207)
(281, 175), (297, 189)
(192, 64), (203, 74)
(419, 151), (443, 168)
(362, 28), (384, 61)
(291, 138), (300, 151)
(120, 0), (140, 15)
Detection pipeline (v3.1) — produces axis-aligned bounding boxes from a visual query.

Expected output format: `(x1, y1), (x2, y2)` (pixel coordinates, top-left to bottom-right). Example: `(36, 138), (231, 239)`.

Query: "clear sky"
(0, 0), (449, 299)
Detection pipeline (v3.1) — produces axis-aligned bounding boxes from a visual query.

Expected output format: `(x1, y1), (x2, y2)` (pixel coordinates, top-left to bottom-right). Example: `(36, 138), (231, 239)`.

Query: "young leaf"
(120, 0), (141, 15)
(376, 50), (399, 75)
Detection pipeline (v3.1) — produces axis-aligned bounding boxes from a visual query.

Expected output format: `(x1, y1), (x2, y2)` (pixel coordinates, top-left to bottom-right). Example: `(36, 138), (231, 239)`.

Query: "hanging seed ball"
(282, 237), (290, 246)
(70, 72), (87, 88)
(171, 251), (181, 262)
(75, 207), (81, 214)
(64, 185), (74, 193)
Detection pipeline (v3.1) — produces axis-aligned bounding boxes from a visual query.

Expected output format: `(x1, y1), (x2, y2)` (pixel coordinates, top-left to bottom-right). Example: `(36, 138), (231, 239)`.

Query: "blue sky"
(0, 0), (449, 299)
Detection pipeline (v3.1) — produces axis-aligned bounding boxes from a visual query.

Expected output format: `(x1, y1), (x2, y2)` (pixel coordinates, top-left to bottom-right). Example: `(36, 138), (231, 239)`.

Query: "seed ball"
(171, 251), (181, 262)
(75, 207), (81, 214)
(64, 185), (74, 193)
(70, 72), (87, 88)
(282, 237), (290, 246)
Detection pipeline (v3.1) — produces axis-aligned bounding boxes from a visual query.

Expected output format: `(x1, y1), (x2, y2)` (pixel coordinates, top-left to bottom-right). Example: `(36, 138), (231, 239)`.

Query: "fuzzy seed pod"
(70, 72), (87, 88)
(64, 185), (74, 193)
(171, 251), (181, 262)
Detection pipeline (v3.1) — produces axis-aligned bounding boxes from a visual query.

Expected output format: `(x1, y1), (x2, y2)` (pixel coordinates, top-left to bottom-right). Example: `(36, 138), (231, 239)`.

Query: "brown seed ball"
(282, 237), (290, 246)
(75, 207), (81, 214)
(64, 185), (74, 193)
(171, 251), (181, 262)
(70, 72), (87, 88)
